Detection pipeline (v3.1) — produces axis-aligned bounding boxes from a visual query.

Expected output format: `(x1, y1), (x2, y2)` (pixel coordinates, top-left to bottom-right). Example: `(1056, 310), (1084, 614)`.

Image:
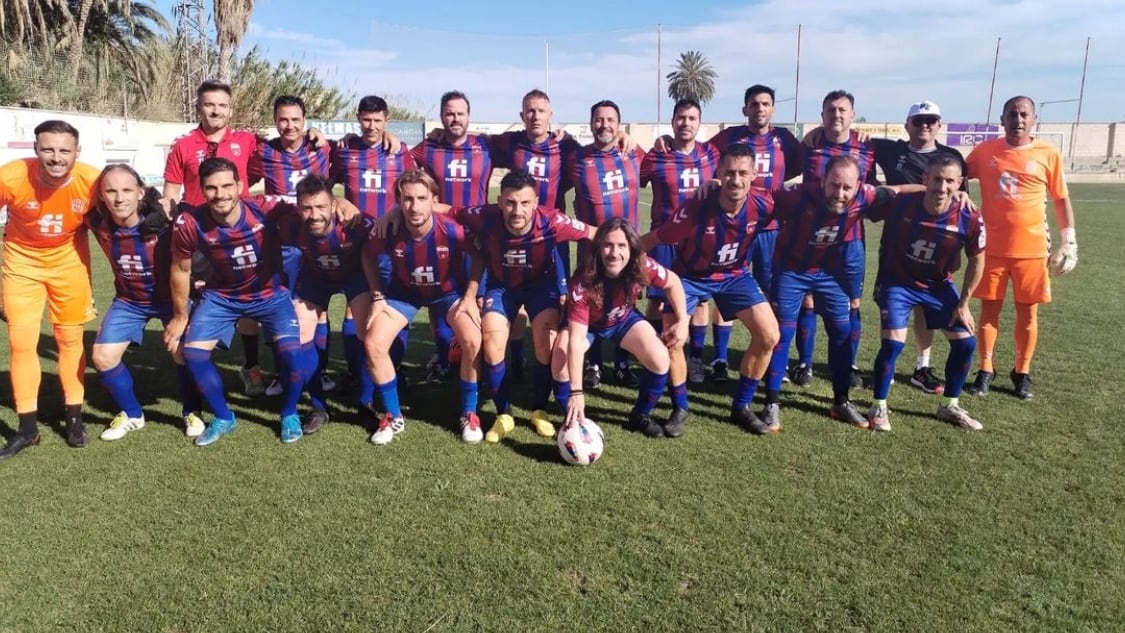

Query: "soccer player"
(0, 120), (99, 458)
(272, 174), (370, 434)
(866, 156), (985, 431)
(248, 94), (338, 397)
(761, 156), (919, 430)
(410, 91), (492, 384)
(363, 170), (484, 445)
(791, 90), (879, 388)
(444, 169), (595, 443)
(964, 96), (1077, 400)
(556, 218), (690, 436)
(87, 164), (205, 440)
(640, 144), (780, 437)
(567, 99), (647, 389)
(640, 97), (719, 398)
(165, 158), (311, 446)
(330, 95), (417, 393)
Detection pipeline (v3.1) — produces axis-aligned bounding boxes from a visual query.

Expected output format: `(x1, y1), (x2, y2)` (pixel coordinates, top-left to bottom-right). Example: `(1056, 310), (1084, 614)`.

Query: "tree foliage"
(229, 46), (351, 128)
(665, 50), (717, 105)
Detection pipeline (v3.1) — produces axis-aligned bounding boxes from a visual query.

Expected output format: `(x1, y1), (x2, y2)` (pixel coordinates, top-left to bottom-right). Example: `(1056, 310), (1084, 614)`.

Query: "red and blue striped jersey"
(772, 183), (887, 274)
(273, 205), (372, 285)
(640, 142), (721, 230)
(869, 193), (985, 289)
(330, 138), (417, 219)
(450, 205), (589, 291)
(172, 197), (285, 301)
(653, 190), (774, 281)
(567, 145), (646, 227)
(366, 217), (476, 304)
(411, 135), (493, 207)
(802, 130), (878, 185)
(490, 131), (579, 211)
(248, 138), (332, 196)
(707, 125), (803, 192)
(568, 256), (669, 329)
(87, 209), (171, 306)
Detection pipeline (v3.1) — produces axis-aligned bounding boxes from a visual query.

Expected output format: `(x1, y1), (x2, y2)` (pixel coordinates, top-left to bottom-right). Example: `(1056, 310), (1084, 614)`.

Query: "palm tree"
(213, 0), (253, 82)
(665, 50), (717, 105)
(0, 0), (70, 48)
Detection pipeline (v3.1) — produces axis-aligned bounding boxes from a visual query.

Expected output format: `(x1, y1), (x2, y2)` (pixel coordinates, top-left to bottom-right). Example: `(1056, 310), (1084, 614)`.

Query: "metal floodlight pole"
(657, 23), (662, 125)
(793, 24), (802, 125)
(1071, 36), (1091, 159)
(985, 37), (1001, 126)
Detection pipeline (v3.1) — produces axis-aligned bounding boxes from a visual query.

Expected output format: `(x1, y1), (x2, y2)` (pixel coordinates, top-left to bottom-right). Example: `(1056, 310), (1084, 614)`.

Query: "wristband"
(570, 389), (583, 395)
(370, 294), (385, 302)
(1061, 227), (1076, 244)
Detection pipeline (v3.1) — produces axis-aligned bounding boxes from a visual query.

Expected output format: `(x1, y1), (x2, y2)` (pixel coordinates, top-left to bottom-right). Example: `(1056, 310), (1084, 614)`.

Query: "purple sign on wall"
(946, 123), (1001, 147)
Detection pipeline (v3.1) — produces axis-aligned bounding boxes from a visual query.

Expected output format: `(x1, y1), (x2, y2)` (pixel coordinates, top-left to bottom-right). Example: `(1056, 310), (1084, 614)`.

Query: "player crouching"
(363, 171), (484, 444)
(554, 218), (689, 437)
(866, 156), (985, 431)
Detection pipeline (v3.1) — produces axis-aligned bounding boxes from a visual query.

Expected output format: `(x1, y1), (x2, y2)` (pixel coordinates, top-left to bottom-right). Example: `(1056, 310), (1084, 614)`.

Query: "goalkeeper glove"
(1048, 228), (1077, 276)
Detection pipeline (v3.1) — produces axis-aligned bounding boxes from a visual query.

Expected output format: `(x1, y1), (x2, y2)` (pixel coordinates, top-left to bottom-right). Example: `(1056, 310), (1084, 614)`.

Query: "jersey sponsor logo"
(679, 168), (701, 190)
(908, 239), (936, 262)
(411, 265), (436, 286)
(316, 254), (341, 270)
(288, 169), (308, 191)
(447, 159), (470, 180)
(526, 156), (547, 178)
(117, 254), (145, 273)
(754, 152), (771, 176)
(813, 226), (840, 245)
(37, 214), (64, 235)
(231, 244), (259, 269)
(604, 305), (629, 322)
(361, 169), (383, 191)
(503, 249), (528, 267)
(715, 242), (740, 265)
(998, 171), (1020, 199)
(602, 169), (626, 193)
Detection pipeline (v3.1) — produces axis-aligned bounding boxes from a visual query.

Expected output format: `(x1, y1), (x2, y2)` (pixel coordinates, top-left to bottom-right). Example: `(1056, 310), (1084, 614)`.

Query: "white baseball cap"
(907, 101), (941, 119)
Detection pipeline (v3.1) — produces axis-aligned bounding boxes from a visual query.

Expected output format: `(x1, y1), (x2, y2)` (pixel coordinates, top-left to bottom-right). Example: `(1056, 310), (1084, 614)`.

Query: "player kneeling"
(363, 171), (484, 445)
(88, 165), (205, 440)
(554, 218), (689, 437)
(866, 156), (985, 431)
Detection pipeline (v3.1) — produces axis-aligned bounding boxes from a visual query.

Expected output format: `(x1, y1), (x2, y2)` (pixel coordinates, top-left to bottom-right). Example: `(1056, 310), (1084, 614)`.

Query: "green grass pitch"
(0, 184), (1122, 632)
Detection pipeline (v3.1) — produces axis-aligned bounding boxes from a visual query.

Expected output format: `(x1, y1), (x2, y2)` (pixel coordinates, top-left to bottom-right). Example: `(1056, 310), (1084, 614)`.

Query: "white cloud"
(247, 3), (1125, 124)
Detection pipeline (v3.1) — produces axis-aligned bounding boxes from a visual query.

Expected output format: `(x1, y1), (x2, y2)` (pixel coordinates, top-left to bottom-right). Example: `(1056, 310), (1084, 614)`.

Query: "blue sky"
(157, 0), (1125, 124)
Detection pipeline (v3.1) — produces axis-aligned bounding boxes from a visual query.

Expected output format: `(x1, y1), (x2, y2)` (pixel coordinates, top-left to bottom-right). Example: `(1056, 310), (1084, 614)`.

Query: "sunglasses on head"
(911, 116), (940, 127)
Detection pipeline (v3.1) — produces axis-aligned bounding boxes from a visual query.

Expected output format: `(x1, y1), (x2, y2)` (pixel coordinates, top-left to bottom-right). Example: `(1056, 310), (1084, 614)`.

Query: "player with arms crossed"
(363, 170), (484, 445)
(641, 144), (780, 437)
(556, 218), (690, 436)
(964, 95), (1076, 400)
(87, 164), (206, 440)
(640, 98), (720, 392)
(866, 156), (985, 431)
(166, 158), (314, 446)
(762, 156), (920, 430)
(0, 120), (100, 458)
(568, 100), (647, 389)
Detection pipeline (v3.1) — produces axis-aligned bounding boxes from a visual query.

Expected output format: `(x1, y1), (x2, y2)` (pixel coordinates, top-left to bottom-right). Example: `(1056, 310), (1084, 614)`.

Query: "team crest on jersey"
(230, 143), (242, 157)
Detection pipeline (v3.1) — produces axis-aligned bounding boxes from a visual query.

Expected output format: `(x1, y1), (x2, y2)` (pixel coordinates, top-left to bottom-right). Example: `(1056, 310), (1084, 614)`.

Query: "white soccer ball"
(557, 419), (604, 466)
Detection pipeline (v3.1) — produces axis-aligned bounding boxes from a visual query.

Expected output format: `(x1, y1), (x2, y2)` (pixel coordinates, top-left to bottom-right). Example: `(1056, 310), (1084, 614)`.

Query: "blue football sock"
(613, 345), (631, 371)
(945, 336), (977, 398)
(342, 317), (361, 378)
(733, 375), (760, 409)
(849, 307), (862, 367)
(183, 347), (233, 421)
(873, 339), (905, 400)
(461, 380), (479, 415)
(376, 376), (402, 418)
(766, 320), (797, 392)
(175, 362), (202, 416)
(486, 360), (509, 413)
(670, 381), (689, 411)
(302, 342), (327, 412)
(554, 380), (571, 413)
(434, 317), (454, 370)
(633, 369), (668, 416)
(314, 322), (329, 375)
(98, 362), (142, 419)
(824, 317), (853, 405)
(689, 324), (706, 360)
(797, 306), (817, 366)
(712, 324), (733, 364)
(275, 337), (304, 418)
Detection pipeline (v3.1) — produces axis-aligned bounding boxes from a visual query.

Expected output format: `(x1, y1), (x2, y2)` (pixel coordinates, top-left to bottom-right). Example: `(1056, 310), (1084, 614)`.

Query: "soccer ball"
(557, 419), (604, 466)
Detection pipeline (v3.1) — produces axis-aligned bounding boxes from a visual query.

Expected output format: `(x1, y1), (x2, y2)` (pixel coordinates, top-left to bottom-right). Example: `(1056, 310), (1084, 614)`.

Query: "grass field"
(0, 184), (1123, 632)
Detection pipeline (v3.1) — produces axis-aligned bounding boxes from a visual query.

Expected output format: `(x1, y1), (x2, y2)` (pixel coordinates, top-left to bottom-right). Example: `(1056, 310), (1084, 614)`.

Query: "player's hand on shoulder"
(382, 130), (402, 153)
(332, 197), (361, 226)
(802, 126), (824, 148)
(692, 179), (721, 200)
(307, 127), (329, 149)
(652, 135), (673, 153)
(616, 130), (640, 153)
(372, 207), (400, 238)
(952, 191), (977, 212)
(425, 128), (445, 143)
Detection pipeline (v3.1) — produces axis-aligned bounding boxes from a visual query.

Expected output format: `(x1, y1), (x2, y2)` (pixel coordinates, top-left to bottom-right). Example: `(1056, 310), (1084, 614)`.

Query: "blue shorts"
(747, 229), (777, 297)
(841, 240), (866, 300)
(294, 274), (369, 311)
(773, 270), (851, 324)
(281, 246), (303, 290)
(675, 274), (766, 321)
(185, 290), (300, 348)
(874, 281), (968, 333)
(482, 279), (560, 323)
(645, 244), (677, 301)
(387, 292), (460, 325)
(586, 309), (646, 346)
(95, 299), (174, 346)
